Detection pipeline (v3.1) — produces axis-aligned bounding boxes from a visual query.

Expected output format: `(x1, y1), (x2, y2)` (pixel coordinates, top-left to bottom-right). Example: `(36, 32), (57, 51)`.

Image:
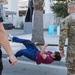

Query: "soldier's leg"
(68, 69), (75, 75)
(66, 48), (75, 75)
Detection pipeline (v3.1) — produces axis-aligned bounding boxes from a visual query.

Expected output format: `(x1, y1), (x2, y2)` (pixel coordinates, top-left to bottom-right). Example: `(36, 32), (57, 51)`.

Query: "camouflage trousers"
(66, 47), (75, 75)
(68, 72), (75, 75)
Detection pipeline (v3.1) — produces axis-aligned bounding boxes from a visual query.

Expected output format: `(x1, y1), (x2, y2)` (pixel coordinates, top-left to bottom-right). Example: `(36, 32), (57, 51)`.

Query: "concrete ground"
(2, 59), (67, 75)
(1, 29), (68, 75)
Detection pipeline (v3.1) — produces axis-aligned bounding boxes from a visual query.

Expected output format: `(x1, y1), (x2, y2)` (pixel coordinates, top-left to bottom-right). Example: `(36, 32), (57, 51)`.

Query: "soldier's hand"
(60, 50), (65, 57)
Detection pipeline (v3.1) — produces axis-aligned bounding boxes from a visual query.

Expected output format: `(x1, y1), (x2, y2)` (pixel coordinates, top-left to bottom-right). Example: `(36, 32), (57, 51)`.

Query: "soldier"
(59, 1), (75, 75)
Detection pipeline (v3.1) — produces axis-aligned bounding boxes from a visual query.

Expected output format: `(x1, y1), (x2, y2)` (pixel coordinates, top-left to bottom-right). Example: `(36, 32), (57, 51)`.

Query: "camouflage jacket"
(59, 13), (75, 51)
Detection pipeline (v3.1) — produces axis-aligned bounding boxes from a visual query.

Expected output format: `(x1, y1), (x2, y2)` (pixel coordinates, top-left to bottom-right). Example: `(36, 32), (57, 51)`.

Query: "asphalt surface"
(2, 58), (67, 75)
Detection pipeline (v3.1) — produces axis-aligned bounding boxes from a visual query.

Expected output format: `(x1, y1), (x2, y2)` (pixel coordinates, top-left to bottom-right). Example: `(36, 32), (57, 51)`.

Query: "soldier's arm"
(59, 20), (69, 51)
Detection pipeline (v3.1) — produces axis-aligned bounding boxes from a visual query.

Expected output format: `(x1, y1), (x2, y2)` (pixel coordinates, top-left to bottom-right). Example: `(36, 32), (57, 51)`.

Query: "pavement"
(2, 58), (67, 75)
(1, 29), (68, 75)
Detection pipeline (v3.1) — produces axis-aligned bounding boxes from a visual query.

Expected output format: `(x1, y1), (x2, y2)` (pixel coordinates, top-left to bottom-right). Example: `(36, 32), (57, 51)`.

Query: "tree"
(56, 0), (67, 1)
(32, 0), (45, 44)
(56, 0), (73, 2)
(51, 2), (68, 18)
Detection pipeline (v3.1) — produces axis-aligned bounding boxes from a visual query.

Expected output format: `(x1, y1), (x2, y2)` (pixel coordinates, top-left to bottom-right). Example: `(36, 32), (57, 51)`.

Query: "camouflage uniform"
(59, 13), (75, 75)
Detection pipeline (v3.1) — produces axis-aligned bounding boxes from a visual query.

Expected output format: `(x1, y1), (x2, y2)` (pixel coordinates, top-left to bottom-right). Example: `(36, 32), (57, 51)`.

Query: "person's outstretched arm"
(34, 42), (48, 51)
(0, 22), (17, 66)
(40, 44), (48, 59)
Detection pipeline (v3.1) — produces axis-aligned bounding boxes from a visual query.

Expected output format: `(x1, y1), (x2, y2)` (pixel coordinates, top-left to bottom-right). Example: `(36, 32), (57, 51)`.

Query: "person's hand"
(60, 50), (65, 57)
(9, 55), (17, 66)
(34, 42), (38, 45)
(44, 44), (48, 47)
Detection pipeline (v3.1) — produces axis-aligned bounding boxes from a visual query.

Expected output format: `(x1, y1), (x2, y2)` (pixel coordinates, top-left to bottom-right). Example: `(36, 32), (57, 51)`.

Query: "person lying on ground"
(8, 34), (61, 65)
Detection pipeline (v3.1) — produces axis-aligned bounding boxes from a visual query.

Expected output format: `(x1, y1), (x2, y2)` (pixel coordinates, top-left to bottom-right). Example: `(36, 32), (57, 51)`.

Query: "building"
(2, 0), (56, 28)
(3, 0), (56, 16)
(3, 0), (28, 16)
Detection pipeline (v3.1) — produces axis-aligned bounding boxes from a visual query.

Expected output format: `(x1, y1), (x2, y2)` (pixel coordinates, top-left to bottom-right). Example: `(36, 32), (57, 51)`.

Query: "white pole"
(57, 26), (60, 35)
(44, 0), (53, 14)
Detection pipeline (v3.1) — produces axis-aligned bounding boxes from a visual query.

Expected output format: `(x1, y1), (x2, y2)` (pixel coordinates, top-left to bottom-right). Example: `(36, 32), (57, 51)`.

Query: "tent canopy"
(4, 10), (16, 15)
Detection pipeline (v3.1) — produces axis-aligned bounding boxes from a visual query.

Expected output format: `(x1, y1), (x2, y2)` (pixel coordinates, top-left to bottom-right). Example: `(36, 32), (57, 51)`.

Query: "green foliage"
(51, 3), (69, 18)
(56, 0), (66, 1)
(20, 21), (24, 29)
(56, 0), (73, 1)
